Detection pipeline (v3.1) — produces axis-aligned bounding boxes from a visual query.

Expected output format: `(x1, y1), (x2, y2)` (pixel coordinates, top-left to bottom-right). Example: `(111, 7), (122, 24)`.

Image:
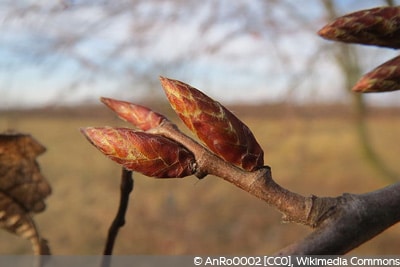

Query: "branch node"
(307, 196), (340, 228)
(305, 195), (318, 227)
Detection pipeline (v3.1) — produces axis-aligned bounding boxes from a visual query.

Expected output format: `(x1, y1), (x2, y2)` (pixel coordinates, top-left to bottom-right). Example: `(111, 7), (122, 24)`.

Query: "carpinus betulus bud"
(160, 76), (264, 172)
(353, 55), (400, 93)
(81, 127), (196, 178)
(318, 6), (400, 49)
(101, 97), (169, 131)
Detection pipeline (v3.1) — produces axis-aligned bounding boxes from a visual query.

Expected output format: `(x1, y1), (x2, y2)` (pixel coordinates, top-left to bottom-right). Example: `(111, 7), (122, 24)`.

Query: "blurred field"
(0, 103), (400, 255)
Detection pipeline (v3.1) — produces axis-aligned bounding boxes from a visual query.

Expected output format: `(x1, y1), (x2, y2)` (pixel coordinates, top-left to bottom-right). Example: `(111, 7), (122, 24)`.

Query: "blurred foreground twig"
(101, 168), (133, 266)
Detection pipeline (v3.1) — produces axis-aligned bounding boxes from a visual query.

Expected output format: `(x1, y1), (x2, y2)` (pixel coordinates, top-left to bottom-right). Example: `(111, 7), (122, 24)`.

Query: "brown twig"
(153, 121), (318, 226)
(101, 168), (133, 265)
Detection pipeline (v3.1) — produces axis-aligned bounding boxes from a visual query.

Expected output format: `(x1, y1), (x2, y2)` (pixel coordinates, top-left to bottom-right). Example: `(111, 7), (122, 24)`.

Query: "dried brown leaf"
(0, 132), (51, 212)
(0, 131), (51, 254)
(0, 192), (50, 255)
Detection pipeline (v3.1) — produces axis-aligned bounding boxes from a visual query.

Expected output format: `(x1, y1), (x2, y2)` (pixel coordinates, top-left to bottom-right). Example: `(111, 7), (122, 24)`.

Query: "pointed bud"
(81, 127), (196, 178)
(160, 77), (264, 171)
(353, 55), (400, 93)
(318, 6), (400, 49)
(101, 97), (169, 131)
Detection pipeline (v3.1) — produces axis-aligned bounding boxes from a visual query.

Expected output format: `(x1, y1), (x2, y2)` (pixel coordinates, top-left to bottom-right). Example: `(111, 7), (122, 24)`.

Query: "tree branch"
(150, 120), (400, 254)
(91, 79), (400, 254)
(276, 182), (400, 255)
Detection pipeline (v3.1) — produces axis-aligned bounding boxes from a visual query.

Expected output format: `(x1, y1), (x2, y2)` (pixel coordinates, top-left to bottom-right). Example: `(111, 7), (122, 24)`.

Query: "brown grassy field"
(0, 103), (400, 255)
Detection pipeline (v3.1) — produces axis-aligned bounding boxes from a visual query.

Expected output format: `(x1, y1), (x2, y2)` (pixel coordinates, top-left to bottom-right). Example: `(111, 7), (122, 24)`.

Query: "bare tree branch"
(157, 113), (400, 255)
(277, 183), (400, 255)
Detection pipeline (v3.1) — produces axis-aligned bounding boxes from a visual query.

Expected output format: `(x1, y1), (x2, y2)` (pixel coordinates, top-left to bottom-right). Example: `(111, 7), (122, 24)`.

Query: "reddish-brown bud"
(353, 55), (400, 93)
(318, 6), (400, 49)
(81, 127), (196, 178)
(101, 97), (169, 131)
(160, 76), (264, 171)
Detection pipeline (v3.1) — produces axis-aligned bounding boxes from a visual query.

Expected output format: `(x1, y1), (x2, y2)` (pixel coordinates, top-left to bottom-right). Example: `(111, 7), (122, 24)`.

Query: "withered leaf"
(0, 131), (51, 212)
(0, 131), (51, 254)
(0, 192), (50, 255)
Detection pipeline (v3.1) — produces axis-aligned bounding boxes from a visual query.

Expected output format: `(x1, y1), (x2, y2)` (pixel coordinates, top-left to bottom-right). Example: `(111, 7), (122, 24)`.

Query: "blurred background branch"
(2, 0), (399, 107)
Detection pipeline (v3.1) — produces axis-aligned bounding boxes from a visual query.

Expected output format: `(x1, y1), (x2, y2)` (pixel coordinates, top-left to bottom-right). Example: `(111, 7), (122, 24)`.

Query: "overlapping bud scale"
(353, 55), (400, 93)
(101, 97), (168, 131)
(160, 77), (264, 171)
(318, 6), (400, 49)
(81, 127), (196, 178)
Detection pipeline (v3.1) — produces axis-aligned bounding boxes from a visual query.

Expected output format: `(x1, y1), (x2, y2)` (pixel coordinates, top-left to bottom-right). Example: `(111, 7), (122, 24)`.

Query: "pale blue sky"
(1, 0), (399, 109)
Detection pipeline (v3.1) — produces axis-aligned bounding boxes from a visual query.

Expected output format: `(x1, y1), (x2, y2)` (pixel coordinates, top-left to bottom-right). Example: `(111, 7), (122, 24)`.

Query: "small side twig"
(102, 168), (133, 264)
